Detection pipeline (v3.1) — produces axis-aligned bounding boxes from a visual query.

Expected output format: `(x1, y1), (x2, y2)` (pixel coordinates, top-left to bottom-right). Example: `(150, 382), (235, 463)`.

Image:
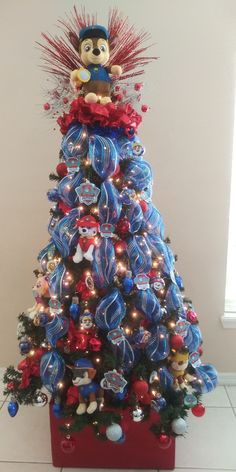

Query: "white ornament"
(132, 406), (144, 422)
(106, 423), (123, 442)
(171, 417), (187, 435)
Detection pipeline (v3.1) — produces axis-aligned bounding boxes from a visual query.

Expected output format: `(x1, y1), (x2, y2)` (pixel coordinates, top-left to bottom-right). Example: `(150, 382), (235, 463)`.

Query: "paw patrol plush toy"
(71, 358), (102, 415)
(70, 25), (122, 104)
(73, 215), (99, 264)
(169, 348), (189, 388)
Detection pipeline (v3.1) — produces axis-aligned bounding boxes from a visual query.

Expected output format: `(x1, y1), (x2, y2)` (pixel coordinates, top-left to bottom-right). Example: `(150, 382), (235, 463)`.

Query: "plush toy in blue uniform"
(70, 25), (122, 104)
(72, 358), (103, 415)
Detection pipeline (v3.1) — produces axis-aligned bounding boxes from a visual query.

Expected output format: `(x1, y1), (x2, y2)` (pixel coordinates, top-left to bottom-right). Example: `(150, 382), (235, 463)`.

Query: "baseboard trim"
(218, 372), (236, 385)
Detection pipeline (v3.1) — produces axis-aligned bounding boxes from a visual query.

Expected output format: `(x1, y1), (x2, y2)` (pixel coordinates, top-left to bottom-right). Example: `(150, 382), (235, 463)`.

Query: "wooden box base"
(49, 404), (175, 469)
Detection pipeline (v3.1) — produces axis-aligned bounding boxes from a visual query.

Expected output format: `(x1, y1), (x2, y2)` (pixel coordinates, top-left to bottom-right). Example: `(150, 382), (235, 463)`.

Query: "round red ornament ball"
(170, 334), (184, 350)
(139, 200), (148, 213)
(157, 433), (172, 450)
(116, 218), (130, 237)
(187, 310), (198, 323)
(191, 403), (205, 417)
(61, 435), (76, 454)
(56, 162), (68, 177)
(132, 379), (149, 399)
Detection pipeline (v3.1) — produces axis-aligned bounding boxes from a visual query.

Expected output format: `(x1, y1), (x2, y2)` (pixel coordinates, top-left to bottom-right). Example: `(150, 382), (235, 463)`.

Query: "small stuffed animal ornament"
(169, 348), (189, 389)
(73, 215), (99, 263)
(70, 25), (122, 104)
(71, 358), (103, 415)
(27, 274), (50, 319)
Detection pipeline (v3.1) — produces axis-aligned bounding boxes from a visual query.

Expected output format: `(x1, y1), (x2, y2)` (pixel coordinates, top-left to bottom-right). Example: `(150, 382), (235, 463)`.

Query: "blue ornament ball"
(69, 303), (81, 322)
(156, 396), (167, 411)
(122, 276), (134, 295)
(19, 339), (32, 355)
(8, 400), (19, 417)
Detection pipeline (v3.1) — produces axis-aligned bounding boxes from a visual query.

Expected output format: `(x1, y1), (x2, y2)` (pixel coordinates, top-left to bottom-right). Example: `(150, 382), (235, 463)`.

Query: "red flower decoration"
(57, 97), (142, 135)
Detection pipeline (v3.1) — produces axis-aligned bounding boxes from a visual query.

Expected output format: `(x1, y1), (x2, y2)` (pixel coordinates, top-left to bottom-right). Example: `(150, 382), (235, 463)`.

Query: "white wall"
(0, 0), (236, 371)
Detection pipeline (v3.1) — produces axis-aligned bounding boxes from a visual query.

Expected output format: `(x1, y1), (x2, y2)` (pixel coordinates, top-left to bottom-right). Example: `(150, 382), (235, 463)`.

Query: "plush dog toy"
(67, 358), (103, 415)
(169, 348), (190, 389)
(27, 274), (50, 319)
(70, 25), (122, 104)
(73, 215), (99, 263)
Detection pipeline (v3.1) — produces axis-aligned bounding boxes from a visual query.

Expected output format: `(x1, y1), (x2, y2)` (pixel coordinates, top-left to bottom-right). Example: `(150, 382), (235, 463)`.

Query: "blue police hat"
(74, 358), (93, 369)
(79, 25), (109, 41)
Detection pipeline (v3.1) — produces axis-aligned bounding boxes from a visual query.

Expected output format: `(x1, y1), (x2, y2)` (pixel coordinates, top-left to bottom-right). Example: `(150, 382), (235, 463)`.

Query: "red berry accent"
(63, 97), (69, 104)
(191, 403), (205, 417)
(56, 162), (68, 177)
(134, 83), (143, 91)
(43, 102), (50, 111)
(170, 334), (184, 350)
(141, 104), (149, 112)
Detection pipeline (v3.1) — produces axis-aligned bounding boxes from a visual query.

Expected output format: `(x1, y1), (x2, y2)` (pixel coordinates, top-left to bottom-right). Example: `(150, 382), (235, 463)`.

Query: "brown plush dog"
(70, 25), (122, 104)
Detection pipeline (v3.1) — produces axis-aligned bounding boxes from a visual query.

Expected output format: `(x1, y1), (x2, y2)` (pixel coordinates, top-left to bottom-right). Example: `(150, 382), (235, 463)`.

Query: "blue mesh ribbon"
(49, 262), (72, 300)
(58, 171), (84, 208)
(89, 134), (118, 179)
(134, 289), (163, 323)
(191, 364), (218, 393)
(123, 201), (143, 233)
(92, 239), (116, 288)
(124, 158), (152, 190)
(61, 123), (88, 158)
(40, 351), (65, 393)
(127, 235), (152, 275)
(95, 288), (126, 330)
(37, 241), (56, 272)
(141, 204), (165, 238)
(98, 181), (121, 225)
(145, 325), (170, 362)
(51, 208), (80, 258)
(45, 314), (69, 347)
(184, 323), (202, 353)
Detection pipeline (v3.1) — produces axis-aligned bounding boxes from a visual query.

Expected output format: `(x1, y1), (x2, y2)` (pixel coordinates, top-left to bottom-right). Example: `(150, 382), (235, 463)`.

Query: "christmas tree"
(4, 8), (218, 448)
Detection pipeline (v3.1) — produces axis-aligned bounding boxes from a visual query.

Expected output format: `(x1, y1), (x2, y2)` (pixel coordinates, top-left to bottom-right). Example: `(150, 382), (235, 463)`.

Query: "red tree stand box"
(50, 404), (175, 469)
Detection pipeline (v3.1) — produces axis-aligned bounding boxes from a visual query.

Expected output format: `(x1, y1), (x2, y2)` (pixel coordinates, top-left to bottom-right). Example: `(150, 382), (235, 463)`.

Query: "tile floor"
(0, 368), (236, 472)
